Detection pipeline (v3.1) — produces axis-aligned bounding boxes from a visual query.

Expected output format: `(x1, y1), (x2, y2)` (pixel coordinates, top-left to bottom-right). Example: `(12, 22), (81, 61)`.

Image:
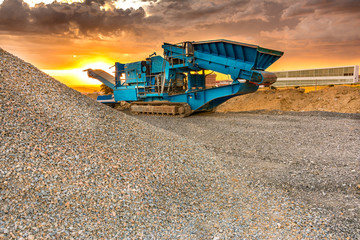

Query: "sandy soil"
(216, 86), (360, 114)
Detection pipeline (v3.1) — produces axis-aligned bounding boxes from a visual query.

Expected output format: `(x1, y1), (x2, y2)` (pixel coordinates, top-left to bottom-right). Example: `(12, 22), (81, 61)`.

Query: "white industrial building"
(273, 65), (359, 87)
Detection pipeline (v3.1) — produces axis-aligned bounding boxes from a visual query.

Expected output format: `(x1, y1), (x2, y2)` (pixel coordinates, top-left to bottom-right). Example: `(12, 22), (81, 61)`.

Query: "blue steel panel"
(162, 44), (185, 57)
(225, 43), (235, 59)
(192, 40), (282, 66)
(210, 43), (218, 55)
(194, 52), (253, 79)
(239, 45), (245, 60)
(114, 88), (138, 101)
(243, 47), (256, 63)
(164, 82), (258, 111)
(196, 95), (234, 111)
(150, 56), (164, 73)
(254, 53), (281, 70)
(218, 42), (226, 57)
(257, 54), (270, 70)
(97, 94), (115, 103)
(257, 53), (264, 67)
(204, 44), (210, 53)
(233, 44), (239, 59)
(125, 61), (146, 84)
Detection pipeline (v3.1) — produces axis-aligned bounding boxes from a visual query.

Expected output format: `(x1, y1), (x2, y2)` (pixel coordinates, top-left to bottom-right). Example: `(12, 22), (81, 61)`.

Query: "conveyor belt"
(86, 69), (115, 89)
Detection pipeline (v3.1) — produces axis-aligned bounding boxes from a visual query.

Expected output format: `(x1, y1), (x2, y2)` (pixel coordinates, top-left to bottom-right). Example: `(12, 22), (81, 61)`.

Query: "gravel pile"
(0, 48), (356, 239)
(135, 112), (360, 238)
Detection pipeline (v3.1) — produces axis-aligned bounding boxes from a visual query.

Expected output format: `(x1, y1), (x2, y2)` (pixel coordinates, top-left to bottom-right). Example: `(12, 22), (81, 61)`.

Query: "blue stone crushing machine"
(86, 39), (283, 117)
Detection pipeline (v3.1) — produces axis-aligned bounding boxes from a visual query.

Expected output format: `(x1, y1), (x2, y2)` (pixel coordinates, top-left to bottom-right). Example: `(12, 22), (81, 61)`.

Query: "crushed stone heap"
(0, 48), (341, 239)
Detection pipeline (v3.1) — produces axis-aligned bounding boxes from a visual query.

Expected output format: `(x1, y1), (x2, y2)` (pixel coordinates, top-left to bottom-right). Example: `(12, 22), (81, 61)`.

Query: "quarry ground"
(133, 111), (360, 237)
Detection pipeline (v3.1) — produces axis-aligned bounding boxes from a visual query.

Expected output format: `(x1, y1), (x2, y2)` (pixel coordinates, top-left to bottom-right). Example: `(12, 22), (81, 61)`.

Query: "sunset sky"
(1, 0), (359, 87)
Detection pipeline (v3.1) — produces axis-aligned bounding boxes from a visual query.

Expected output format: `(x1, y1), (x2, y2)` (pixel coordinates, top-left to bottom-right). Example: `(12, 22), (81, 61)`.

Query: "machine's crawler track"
(130, 102), (192, 117)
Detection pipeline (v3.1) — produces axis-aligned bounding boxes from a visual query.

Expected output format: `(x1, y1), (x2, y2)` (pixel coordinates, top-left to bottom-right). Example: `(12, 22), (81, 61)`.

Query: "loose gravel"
(1, 48), (359, 239)
(134, 111), (360, 238)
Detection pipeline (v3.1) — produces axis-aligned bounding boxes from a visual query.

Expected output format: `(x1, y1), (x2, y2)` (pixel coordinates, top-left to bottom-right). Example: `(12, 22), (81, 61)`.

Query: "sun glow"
(44, 69), (98, 86)
(44, 57), (116, 87)
(114, 0), (149, 10)
(79, 59), (114, 71)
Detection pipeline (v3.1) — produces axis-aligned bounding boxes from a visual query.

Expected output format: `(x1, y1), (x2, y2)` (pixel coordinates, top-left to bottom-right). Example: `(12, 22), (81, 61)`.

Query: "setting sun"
(43, 57), (116, 87)
(75, 56), (115, 70)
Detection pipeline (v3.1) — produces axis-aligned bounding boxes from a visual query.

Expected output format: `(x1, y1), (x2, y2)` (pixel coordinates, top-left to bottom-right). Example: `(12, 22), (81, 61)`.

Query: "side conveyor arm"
(85, 69), (115, 89)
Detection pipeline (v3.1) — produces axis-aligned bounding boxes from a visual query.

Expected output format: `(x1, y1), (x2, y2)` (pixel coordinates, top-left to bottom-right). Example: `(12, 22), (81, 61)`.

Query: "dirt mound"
(216, 86), (360, 114)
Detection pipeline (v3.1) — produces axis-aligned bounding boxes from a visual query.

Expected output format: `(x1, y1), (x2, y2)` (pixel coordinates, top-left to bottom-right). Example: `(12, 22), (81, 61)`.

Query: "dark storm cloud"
(146, 0), (252, 22)
(264, 0), (360, 45)
(140, 0), (302, 46)
(0, 0), (146, 35)
(309, 0), (360, 18)
(0, 0), (282, 39)
(1, 0), (360, 44)
(282, 0), (360, 19)
(281, 3), (314, 19)
(0, 0), (30, 30)
(305, 0), (360, 12)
